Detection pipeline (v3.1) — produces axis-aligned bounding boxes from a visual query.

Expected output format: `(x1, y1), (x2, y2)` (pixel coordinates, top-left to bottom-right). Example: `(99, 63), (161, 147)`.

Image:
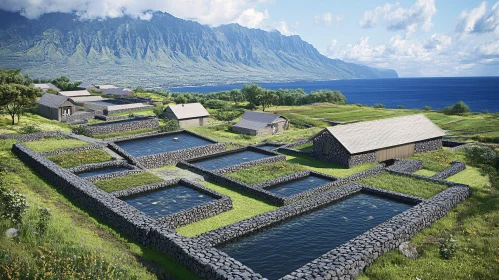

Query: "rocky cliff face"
(0, 11), (398, 87)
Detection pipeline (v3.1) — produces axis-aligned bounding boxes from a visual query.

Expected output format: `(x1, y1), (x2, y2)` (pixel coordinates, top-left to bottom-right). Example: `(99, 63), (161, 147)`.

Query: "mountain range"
(0, 11), (398, 87)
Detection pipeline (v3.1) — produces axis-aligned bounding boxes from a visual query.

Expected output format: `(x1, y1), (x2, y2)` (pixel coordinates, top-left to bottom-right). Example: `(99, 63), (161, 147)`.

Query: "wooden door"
(377, 143), (415, 162)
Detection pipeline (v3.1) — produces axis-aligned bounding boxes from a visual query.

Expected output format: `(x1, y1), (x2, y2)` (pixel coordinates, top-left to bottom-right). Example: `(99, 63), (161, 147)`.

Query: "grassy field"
(47, 149), (114, 168)
(414, 169), (438, 177)
(227, 161), (306, 184)
(176, 181), (278, 237)
(410, 149), (464, 172)
(0, 139), (198, 280)
(94, 128), (159, 139)
(360, 173), (449, 199)
(109, 108), (155, 117)
(0, 112), (71, 135)
(359, 164), (498, 280)
(23, 137), (90, 152)
(94, 172), (164, 193)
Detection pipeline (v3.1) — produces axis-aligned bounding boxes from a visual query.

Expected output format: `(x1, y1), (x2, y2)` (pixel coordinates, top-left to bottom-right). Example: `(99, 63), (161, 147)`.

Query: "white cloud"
(236, 8), (269, 28)
(359, 0), (436, 33)
(456, 1), (499, 34)
(314, 12), (343, 27)
(325, 33), (499, 77)
(269, 20), (297, 36)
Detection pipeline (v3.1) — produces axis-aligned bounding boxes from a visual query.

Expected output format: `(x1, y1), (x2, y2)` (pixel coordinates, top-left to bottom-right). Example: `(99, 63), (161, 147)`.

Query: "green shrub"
(482, 110), (489, 114)
(214, 109), (244, 122)
(424, 105), (432, 111)
(443, 101), (470, 115)
(0, 183), (29, 225)
(19, 125), (41, 134)
(373, 104), (385, 109)
(396, 105), (405, 109)
(465, 145), (497, 166)
(439, 234), (457, 260)
(159, 119), (180, 132)
(204, 99), (230, 109)
(71, 125), (93, 137)
(35, 207), (51, 236)
(152, 104), (164, 118)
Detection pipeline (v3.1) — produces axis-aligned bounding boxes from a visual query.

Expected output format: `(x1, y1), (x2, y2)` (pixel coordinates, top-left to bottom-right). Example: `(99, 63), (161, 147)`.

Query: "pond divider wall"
(252, 142), (285, 151)
(113, 179), (233, 229)
(442, 139), (469, 150)
(0, 131), (66, 142)
(108, 130), (226, 169)
(84, 116), (159, 135)
(68, 160), (144, 182)
(104, 105), (153, 116)
(13, 142), (262, 279)
(39, 143), (103, 157)
(431, 161), (466, 180)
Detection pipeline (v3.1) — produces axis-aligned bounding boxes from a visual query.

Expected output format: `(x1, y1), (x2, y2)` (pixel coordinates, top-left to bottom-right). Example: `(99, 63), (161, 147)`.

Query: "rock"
(398, 242), (419, 259)
(5, 228), (18, 238)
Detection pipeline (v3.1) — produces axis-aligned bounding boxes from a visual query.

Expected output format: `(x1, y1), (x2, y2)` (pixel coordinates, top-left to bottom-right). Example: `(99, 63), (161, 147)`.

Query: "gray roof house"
(34, 83), (60, 92)
(310, 114), (445, 167)
(77, 81), (94, 90)
(95, 85), (118, 90)
(232, 111), (289, 135)
(164, 103), (210, 128)
(58, 90), (91, 97)
(37, 94), (77, 122)
(102, 87), (134, 96)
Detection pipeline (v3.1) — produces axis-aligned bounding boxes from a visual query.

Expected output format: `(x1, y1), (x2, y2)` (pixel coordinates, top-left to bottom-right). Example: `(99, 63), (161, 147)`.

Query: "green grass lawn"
(414, 169), (438, 177)
(94, 128), (159, 139)
(359, 165), (498, 280)
(227, 161), (306, 184)
(360, 173), (448, 199)
(410, 149), (465, 172)
(24, 137), (91, 152)
(109, 108), (155, 117)
(284, 153), (378, 178)
(0, 139), (198, 280)
(293, 141), (313, 151)
(94, 172), (164, 192)
(47, 149), (114, 168)
(176, 181), (278, 237)
(0, 112), (71, 135)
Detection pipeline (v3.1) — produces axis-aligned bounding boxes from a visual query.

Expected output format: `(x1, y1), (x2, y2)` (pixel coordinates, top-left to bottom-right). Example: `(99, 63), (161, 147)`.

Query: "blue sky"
(2, 0), (498, 77)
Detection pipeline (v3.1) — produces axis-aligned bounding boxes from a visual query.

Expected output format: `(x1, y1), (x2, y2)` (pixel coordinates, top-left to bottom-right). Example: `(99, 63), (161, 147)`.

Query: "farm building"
(164, 103), (210, 128)
(33, 83), (59, 92)
(37, 94), (77, 122)
(232, 111), (289, 135)
(95, 85), (118, 90)
(58, 90), (91, 97)
(76, 81), (95, 90)
(69, 96), (105, 105)
(102, 87), (134, 96)
(310, 114), (445, 167)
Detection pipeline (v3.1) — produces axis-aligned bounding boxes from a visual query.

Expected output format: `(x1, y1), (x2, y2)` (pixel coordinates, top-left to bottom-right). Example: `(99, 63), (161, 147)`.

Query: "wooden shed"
(164, 103), (210, 128)
(37, 94), (77, 122)
(232, 111), (289, 136)
(311, 114), (445, 167)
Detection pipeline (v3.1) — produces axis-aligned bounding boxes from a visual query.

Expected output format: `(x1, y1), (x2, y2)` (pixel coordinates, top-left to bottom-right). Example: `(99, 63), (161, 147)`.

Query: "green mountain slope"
(0, 11), (398, 87)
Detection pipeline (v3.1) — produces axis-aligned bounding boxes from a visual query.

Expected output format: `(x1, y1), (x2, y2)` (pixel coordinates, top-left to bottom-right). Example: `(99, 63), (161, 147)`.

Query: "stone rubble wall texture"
(113, 179), (233, 229)
(385, 159), (424, 173)
(252, 142), (285, 151)
(13, 142), (261, 280)
(0, 131), (64, 142)
(104, 105), (153, 116)
(95, 114), (145, 121)
(66, 111), (97, 124)
(84, 117), (159, 135)
(431, 161), (466, 180)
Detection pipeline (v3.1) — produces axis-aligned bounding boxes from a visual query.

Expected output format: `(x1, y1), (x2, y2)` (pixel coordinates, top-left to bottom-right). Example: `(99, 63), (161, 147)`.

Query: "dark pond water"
(219, 193), (413, 279)
(193, 150), (272, 170)
(116, 132), (213, 157)
(256, 144), (282, 151)
(122, 184), (216, 218)
(89, 100), (120, 106)
(92, 118), (145, 127)
(76, 166), (130, 178)
(266, 175), (333, 197)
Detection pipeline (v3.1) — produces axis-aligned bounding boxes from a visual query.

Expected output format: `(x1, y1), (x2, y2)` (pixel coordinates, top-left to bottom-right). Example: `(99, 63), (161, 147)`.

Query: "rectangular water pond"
(115, 132), (213, 157)
(89, 100), (120, 106)
(193, 150), (272, 171)
(91, 118), (145, 127)
(122, 184), (216, 218)
(266, 175), (333, 197)
(218, 193), (413, 280)
(76, 166), (131, 178)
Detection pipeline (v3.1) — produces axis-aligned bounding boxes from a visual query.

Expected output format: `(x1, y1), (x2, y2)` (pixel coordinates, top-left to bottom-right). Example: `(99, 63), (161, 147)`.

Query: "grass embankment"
(94, 172), (164, 193)
(360, 173), (448, 199)
(359, 148), (499, 280)
(293, 141), (313, 151)
(94, 128), (159, 140)
(411, 149), (463, 172)
(24, 137), (90, 152)
(47, 149), (114, 168)
(0, 139), (198, 280)
(109, 108), (155, 117)
(176, 181), (278, 237)
(413, 169), (438, 177)
(0, 113), (70, 135)
(227, 161), (305, 184)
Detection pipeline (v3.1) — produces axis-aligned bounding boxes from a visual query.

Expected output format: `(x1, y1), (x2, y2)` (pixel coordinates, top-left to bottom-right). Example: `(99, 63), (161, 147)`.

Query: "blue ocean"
(168, 77), (499, 112)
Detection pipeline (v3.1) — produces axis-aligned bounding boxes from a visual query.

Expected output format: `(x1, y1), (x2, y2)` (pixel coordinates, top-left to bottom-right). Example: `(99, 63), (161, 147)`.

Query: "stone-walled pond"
(192, 150), (273, 170)
(76, 166), (131, 178)
(218, 193), (415, 279)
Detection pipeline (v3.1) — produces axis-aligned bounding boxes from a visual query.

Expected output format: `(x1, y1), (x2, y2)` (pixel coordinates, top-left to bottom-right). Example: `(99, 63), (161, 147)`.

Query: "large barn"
(310, 114), (445, 167)
(232, 111), (289, 135)
(164, 103), (210, 128)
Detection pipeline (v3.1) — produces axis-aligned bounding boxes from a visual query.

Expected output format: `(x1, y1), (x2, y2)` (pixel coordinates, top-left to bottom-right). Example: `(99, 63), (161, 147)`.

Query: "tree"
(51, 76), (82, 91)
(214, 109), (244, 123)
(152, 104), (164, 118)
(260, 90), (278, 111)
(0, 84), (41, 125)
(241, 84), (265, 108)
(424, 105), (432, 111)
(229, 89), (245, 105)
(174, 95), (188, 104)
(443, 101), (470, 115)
(0, 69), (32, 86)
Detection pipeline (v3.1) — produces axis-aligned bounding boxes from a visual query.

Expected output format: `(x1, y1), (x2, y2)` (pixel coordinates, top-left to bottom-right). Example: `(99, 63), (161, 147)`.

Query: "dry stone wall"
(431, 161), (466, 180)
(84, 117), (159, 135)
(68, 160), (144, 182)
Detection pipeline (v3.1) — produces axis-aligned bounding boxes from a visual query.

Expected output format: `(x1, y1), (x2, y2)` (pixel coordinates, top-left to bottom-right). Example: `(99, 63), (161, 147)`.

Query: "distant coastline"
(167, 76), (499, 113)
